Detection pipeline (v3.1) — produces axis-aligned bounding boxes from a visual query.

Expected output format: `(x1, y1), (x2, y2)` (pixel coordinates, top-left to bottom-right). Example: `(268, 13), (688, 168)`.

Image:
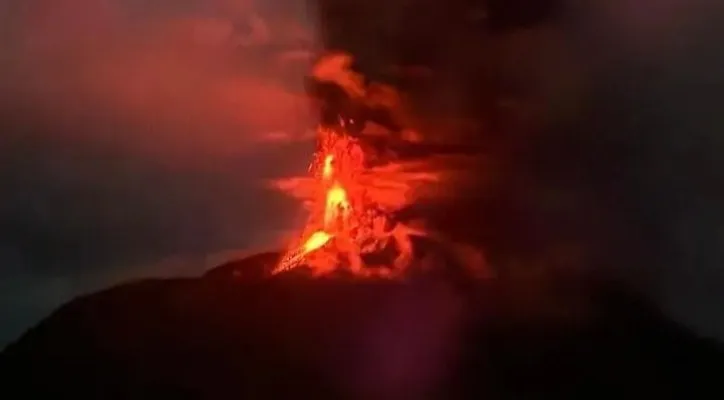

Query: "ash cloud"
(556, 0), (724, 342)
(480, 0), (724, 341)
(313, 0), (724, 343)
(0, 0), (317, 346)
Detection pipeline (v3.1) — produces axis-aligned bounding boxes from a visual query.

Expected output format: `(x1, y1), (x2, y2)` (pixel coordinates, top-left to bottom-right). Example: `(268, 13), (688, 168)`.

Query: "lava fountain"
(273, 121), (426, 277)
(270, 54), (487, 278)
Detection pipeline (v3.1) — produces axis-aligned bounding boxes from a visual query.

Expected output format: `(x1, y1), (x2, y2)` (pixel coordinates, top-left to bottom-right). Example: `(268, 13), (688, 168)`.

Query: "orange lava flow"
(273, 124), (414, 277)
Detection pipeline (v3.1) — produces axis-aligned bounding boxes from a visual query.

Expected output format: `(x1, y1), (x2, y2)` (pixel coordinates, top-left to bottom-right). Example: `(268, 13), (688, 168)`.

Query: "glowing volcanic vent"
(270, 53), (487, 279)
(273, 122), (427, 277)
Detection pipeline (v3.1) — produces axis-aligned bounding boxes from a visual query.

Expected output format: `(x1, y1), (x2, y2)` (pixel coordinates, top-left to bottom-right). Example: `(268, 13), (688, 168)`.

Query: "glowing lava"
(269, 53), (487, 278)
(273, 123), (418, 277)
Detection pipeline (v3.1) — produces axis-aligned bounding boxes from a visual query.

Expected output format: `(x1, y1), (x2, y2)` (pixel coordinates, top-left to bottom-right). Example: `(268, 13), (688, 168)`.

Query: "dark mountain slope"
(2, 252), (724, 399)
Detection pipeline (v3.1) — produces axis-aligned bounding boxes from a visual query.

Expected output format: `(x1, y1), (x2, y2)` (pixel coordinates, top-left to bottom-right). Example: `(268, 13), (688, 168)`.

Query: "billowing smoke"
(0, 0), (318, 346)
(448, 0), (724, 342)
(2, 0), (318, 154)
(305, 0), (724, 343)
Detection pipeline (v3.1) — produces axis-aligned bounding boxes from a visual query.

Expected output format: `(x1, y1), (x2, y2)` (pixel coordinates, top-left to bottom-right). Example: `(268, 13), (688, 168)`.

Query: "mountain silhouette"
(2, 251), (723, 399)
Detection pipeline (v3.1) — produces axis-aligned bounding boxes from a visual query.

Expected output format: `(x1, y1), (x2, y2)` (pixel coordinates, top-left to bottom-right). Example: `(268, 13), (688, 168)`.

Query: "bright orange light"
(322, 155), (334, 179)
(302, 231), (333, 254)
(324, 183), (350, 227)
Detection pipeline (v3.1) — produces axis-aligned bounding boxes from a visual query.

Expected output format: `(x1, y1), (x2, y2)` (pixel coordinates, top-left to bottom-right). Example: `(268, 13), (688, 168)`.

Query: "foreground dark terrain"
(2, 251), (723, 399)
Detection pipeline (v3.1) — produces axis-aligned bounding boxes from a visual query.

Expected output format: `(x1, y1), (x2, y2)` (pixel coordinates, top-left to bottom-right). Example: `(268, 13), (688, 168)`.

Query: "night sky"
(2, 0), (724, 348)
(0, 0), (316, 346)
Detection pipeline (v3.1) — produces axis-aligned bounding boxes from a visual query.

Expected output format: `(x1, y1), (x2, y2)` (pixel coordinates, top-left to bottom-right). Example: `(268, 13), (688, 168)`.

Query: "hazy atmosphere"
(2, 0), (724, 350)
(0, 0), (317, 346)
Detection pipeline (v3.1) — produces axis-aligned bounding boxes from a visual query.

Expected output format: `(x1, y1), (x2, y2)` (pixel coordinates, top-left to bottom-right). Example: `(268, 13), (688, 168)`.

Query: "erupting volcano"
(274, 121), (426, 277)
(269, 53), (488, 279)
